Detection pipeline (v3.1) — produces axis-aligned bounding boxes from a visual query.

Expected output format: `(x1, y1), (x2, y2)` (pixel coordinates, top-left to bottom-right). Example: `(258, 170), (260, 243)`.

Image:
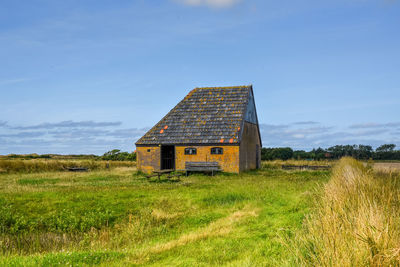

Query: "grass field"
(2, 159), (399, 266)
(0, 162), (329, 266)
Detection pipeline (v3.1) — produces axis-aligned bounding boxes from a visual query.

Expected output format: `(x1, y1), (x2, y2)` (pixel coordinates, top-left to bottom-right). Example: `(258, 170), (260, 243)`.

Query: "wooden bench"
(185, 162), (221, 176)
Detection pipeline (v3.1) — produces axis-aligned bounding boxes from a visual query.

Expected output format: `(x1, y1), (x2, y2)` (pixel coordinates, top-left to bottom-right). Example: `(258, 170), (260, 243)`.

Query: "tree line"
(2, 151), (137, 161)
(261, 144), (400, 161)
(101, 149), (136, 161)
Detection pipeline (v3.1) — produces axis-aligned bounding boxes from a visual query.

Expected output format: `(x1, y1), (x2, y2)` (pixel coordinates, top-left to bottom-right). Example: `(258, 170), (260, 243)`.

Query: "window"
(185, 148), (197, 155)
(211, 147), (223, 155)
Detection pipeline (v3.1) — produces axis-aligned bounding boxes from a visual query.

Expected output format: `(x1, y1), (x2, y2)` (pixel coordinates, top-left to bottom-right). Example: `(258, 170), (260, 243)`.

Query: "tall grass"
(0, 159), (135, 174)
(289, 157), (400, 266)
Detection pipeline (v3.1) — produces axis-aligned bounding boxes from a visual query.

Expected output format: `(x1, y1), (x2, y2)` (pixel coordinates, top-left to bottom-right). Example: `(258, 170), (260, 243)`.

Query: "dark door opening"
(161, 145), (175, 170)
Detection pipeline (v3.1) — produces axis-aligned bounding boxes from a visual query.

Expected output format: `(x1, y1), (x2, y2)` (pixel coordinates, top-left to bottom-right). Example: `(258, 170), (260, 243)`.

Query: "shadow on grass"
(148, 178), (181, 183)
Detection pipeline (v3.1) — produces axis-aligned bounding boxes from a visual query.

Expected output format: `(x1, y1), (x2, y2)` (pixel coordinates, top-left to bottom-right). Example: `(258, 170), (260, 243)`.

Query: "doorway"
(161, 145), (175, 170)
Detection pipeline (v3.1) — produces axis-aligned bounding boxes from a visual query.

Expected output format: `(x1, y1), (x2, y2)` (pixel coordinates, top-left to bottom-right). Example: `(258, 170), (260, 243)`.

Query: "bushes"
(261, 147), (293, 161)
(101, 150), (136, 161)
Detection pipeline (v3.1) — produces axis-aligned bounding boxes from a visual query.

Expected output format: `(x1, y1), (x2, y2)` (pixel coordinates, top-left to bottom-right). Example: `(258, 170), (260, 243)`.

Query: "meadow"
(0, 159), (399, 266)
(0, 159), (329, 266)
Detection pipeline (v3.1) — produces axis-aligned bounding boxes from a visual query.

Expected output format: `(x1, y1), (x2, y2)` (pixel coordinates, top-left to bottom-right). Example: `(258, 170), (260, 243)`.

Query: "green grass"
(0, 165), (330, 266)
(1, 251), (126, 267)
(17, 178), (60, 185)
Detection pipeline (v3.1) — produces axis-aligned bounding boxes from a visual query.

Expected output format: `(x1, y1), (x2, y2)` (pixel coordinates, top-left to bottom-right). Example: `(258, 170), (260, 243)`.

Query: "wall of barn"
(136, 146), (160, 174)
(239, 122), (261, 171)
(175, 145), (240, 173)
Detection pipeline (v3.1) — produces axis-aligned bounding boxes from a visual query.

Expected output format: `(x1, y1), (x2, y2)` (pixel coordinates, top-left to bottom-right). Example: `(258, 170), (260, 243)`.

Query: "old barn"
(135, 85), (262, 173)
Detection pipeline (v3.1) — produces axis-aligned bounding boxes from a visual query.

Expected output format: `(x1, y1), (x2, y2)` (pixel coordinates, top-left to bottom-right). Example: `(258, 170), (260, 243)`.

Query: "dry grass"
(288, 157), (400, 266)
(151, 209), (182, 220)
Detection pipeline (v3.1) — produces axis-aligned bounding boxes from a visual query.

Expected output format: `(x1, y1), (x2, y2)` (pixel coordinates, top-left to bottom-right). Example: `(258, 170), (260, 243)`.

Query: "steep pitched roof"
(135, 85), (258, 145)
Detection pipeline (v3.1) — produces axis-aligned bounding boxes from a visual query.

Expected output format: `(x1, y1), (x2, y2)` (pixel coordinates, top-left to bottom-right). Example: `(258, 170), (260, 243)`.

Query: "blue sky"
(1, 0), (399, 154)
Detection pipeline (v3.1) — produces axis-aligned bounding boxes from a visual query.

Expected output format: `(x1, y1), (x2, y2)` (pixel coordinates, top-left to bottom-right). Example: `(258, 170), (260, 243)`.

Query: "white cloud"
(292, 121), (319, 125)
(0, 120), (149, 155)
(2, 119), (400, 154)
(13, 120), (122, 130)
(349, 122), (400, 129)
(175, 0), (242, 8)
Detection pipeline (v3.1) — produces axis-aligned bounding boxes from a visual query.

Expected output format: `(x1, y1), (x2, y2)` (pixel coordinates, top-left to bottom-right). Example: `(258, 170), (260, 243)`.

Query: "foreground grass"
(0, 165), (329, 266)
(289, 158), (400, 266)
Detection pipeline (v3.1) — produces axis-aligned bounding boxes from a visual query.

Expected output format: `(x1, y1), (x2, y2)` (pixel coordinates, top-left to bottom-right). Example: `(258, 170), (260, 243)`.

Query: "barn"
(135, 85), (262, 174)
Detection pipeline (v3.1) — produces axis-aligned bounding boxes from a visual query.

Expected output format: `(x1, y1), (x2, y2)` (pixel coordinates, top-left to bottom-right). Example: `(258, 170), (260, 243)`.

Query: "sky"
(0, 0), (399, 155)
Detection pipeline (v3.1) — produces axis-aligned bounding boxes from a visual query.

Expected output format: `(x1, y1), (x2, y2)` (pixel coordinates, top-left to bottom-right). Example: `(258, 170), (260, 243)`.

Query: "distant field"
(373, 162), (400, 171)
(262, 159), (335, 169)
(0, 159), (136, 174)
(0, 162), (329, 266)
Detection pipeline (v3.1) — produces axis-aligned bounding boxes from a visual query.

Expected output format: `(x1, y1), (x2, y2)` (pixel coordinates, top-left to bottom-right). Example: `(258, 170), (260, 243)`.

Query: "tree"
(261, 147), (293, 160)
(311, 147), (326, 160)
(375, 144), (397, 160)
(293, 150), (309, 160)
(356, 145), (373, 160)
(102, 149), (136, 161)
(376, 144), (396, 152)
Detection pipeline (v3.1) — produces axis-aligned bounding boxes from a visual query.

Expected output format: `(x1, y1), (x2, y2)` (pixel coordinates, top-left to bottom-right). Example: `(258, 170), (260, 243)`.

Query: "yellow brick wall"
(175, 145), (240, 173)
(136, 146), (160, 174)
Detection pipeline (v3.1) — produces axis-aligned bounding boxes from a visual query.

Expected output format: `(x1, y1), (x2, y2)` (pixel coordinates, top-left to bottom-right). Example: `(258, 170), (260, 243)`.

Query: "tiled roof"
(135, 86), (252, 145)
